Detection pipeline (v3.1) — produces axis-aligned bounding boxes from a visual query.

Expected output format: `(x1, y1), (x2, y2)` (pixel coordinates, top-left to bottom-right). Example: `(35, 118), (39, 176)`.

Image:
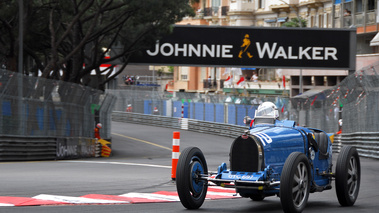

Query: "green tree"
(0, 0), (194, 90)
(282, 17), (307, 28)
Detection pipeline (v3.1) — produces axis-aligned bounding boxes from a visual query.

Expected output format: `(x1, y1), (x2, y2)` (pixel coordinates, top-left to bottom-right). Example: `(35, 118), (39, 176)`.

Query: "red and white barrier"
(171, 132), (180, 180)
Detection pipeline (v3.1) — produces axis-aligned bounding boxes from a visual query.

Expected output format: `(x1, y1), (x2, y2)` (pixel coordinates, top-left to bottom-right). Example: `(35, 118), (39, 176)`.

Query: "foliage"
(0, 0), (194, 90)
(168, 66), (174, 73)
(282, 17), (307, 28)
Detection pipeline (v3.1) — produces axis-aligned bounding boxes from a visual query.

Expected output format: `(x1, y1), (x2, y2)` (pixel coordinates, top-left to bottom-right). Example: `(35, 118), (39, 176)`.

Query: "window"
(180, 67), (189, 81)
(212, 0), (220, 7)
(319, 14), (324, 28)
(368, 0), (375, 11)
(310, 16), (315, 27)
(258, 0), (264, 9)
(326, 13), (331, 28)
(356, 0), (363, 13)
(201, 67), (206, 82)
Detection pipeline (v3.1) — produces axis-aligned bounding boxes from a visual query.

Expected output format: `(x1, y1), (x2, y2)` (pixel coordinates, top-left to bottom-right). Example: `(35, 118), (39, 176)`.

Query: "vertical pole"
(18, 0), (24, 135)
(171, 131), (180, 180)
(181, 103), (184, 118)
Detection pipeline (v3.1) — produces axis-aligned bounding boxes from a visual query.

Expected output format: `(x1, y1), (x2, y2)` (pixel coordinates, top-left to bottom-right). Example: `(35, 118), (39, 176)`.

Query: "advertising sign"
(130, 25), (356, 70)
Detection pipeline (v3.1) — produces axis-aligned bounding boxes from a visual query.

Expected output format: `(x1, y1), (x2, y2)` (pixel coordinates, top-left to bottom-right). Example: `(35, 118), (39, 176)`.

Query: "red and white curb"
(0, 186), (240, 207)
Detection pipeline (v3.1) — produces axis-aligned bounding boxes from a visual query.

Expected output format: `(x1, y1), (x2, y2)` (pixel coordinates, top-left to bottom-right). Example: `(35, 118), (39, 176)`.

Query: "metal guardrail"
(0, 136), (97, 161)
(112, 112), (379, 160)
(341, 132), (379, 159)
(112, 112), (246, 139)
(0, 136), (56, 161)
(332, 134), (342, 154)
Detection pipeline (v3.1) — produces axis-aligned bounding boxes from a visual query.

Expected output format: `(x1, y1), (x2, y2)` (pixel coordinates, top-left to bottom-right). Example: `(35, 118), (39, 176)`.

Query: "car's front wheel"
(176, 147), (208, 209)
(335, 146), (360, 206)
(280, 152), (311, 213)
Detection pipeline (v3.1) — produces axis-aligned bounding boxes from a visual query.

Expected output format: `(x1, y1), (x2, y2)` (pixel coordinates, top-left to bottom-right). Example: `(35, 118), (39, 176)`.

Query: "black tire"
(176, 147), (208, 209)
(280, 152), (311, 213)
(335, 146), (361, 206)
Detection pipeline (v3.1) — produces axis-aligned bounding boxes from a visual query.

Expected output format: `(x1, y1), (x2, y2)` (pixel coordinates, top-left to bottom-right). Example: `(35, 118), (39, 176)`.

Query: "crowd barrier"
(112, 112), (374, 159)
(0, 136), (97, 161)
(340, 132), (379, 159)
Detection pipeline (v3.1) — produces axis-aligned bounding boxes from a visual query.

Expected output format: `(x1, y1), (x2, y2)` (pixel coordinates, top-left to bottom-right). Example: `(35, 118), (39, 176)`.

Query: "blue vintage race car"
(176, 102), (361, 213)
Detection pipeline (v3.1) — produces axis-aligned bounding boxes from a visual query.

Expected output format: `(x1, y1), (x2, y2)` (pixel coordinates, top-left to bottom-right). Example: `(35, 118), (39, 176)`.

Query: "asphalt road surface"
(0, 121), (378, 213)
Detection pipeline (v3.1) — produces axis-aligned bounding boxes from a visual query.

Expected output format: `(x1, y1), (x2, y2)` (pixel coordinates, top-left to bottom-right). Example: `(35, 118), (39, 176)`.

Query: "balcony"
(203, 6), (229, 21)
(221, 6), (229, 17)
(203, 79), (217, 90)
(366, 11), (376, 25)
(229, 1), (254, 15)
(204, 7), (219, 20)
(204, 7), (212, 17)
(299, 0), (322, 8)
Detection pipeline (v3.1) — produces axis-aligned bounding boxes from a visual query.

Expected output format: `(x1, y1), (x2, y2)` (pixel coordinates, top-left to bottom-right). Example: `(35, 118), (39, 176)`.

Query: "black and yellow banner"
(130, 25), (356, 70)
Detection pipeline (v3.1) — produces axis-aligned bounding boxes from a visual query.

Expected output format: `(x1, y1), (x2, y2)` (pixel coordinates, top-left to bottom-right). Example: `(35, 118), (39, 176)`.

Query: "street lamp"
(279, 0), (303, 95)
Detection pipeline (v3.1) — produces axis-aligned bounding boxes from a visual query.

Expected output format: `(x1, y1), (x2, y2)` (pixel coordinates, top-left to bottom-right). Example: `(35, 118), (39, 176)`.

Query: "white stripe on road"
(0, 203), (14, 206)
(119, 193), (180, 202)
(33, 194), (128, 204)
(60, 160), (171, 169)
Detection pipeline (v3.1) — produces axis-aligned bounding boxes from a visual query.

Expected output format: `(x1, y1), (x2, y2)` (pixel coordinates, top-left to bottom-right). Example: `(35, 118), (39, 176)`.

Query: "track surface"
(0, 121), (378, 212)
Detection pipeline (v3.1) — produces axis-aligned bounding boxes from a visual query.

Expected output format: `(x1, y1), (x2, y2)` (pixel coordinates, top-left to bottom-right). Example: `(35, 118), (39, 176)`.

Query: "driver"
(255, 102), (279, 119)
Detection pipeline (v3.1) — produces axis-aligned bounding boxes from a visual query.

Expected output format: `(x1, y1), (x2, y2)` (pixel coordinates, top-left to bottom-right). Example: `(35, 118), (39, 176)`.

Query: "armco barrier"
(340, 132), (379, 159)
(112, 112), (379, 160)
(0, 136), (56, 161)
(0, 136), (96, 161)
(112, 112), (246, 139)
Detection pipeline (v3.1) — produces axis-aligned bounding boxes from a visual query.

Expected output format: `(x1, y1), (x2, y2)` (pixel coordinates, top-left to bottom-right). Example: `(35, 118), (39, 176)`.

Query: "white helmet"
(96, 123), (102, 129)
(255, 102), (279, 118)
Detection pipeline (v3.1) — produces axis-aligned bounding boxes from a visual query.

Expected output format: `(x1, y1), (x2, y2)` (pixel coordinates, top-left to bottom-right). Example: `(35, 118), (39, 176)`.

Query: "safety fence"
(0, 69), (116, 139)
(0, 136), (97, 161)
(290, 61), (379, 134)
(110, 62), (379, 136)
(0, 69), (116, 161)
(340, 132), (379, 159)
(112, 111), (246, 138)
(108, 89), (289, 127)
(112, 112), (357, 158)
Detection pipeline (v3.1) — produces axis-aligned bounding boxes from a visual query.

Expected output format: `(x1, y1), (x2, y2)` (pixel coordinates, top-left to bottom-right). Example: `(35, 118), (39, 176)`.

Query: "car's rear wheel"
(176, 147), (208, 209)
(280, 152), (311, 213)
(335, 146), (360, 206)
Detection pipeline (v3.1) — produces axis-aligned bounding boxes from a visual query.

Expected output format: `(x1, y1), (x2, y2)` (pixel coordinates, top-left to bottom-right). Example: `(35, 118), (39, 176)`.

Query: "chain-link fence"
(110, 62), (379, 135)
(108, 87), (291, 127)
(0, 69), (116, 139)
(291, 61), (379, 134)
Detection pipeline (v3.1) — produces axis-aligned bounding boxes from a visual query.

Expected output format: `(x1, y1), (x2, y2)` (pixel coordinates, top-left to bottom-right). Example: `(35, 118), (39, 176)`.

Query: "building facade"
(168, 0), (379, 97)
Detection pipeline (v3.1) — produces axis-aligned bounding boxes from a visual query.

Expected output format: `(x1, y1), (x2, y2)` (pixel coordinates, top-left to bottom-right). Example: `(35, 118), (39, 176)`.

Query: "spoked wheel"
(335, 146), (361, 206)
(280, 152), (311, 213)
(176, 147), (208, 209)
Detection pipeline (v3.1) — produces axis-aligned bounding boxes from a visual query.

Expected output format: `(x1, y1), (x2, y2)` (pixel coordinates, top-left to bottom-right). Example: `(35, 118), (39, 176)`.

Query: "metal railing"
(0, 69), (116, 139)
(341, 132), (379, 159)
(0, 136), (97, 161)
(112, 112), (378, 160)
(0, 69), (116, 161)
(112, 112), (245, 139)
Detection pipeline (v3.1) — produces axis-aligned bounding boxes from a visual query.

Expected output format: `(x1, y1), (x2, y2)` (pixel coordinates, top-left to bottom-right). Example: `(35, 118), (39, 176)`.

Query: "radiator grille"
(229, 135), (260, 172)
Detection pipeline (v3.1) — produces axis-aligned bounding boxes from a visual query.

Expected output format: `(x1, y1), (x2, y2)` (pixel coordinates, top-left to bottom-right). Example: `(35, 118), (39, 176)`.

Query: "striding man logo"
(239, 34), (253, 59)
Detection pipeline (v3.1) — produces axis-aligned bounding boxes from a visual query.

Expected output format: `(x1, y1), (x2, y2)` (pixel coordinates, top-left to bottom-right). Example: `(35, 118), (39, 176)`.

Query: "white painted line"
(209, 186), (237, 191)
(206, 191), (240, 197)
(33, 194), (128, 204)
(0, 203), (14, 206)
(119, 193), (180, 202)
(60, 160), (171, 169)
